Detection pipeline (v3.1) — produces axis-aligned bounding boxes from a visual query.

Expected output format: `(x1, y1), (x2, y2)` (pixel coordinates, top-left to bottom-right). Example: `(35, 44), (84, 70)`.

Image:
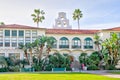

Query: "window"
(19, 30), (24, 37)
(5, 30), (10, 36)
(63, 22), (67, 27)
(11, 38), (17, 47)
(25, 37), (31, 44)
(0, 41), (3, 47)
(25, 30), (31, 36)
(32, 30), (37, 37)
(5, 38), (10, 47)
(0, 38), (3, 47)
(0, 30), (3, 37)
(18, 38), (24, 45)
(72, 37), (81, 48)
(61, 16), (64, 20)
(12, 30), (17, 36)
(59, 37), (69, 48)
(57, 21), (61, 27)
(84, 37), (93, 49)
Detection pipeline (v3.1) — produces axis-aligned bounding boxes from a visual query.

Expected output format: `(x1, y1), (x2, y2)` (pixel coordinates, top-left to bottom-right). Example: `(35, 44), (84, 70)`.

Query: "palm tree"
(31, 9), (45, 27)
(73, 9), (83, 29)
(102, 33), (120, 66)
(94, 34), (103, 58)
(94, 34), (101, 51)
(34, 35), (47, 61)
(18, 43), (29, 64)
(27, 42), (36, 67)
(0, 56), (7, 68)
(0, 22), (5, 25)
(46, 37), (55, 56)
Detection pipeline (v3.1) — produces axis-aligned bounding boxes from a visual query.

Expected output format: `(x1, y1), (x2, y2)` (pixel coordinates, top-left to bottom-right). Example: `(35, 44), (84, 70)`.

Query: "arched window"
(84, 37), (93, 49)
(72, 37), (81, 48)
(59, 37), (69, 48)
(51, 37), (57, 48)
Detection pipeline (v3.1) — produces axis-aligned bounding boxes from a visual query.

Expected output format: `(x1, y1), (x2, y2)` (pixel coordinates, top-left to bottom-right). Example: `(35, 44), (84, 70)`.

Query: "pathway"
(82, 70), (120, 78)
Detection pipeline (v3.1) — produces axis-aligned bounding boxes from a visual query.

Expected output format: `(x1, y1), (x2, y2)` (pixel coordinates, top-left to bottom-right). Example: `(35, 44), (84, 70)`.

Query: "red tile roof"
(0, 24), (45, 29)
(103, 27), (120, 31)
(46, 29), (99, 34)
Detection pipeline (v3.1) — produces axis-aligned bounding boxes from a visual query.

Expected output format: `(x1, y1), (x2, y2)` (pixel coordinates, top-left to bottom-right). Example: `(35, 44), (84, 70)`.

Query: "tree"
(102, 33), (120, 68)
(0, 22), (5, 25)
(73, 9), (83, 29)
(79, 53), (88, 65)
(46, 37), (55, 56)
(34, 35), (47, 62)
(31, 9), (45, 27)
(27, 42), (36, 67)
(94, 34), (103, 59)
(0, 56), (7, 68)
(18, 43), (29, 64)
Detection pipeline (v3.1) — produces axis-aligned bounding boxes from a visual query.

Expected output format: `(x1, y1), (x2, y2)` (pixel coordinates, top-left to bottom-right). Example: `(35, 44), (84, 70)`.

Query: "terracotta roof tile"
(46, 29), (99, 34)
(103, 27), (120, 31)
(0, 24), (45, 29)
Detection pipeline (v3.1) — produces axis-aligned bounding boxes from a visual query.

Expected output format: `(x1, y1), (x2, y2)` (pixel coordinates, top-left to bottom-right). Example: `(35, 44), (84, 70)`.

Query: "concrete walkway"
(82, 70), (120, 78)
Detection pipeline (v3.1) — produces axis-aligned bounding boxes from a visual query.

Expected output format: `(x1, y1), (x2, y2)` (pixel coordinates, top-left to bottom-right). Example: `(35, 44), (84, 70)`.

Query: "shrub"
(0, 67), (9, 72)
(8, 66), (20, 72)
(106, 65), (116, 70)
(87, 64), (99, 70)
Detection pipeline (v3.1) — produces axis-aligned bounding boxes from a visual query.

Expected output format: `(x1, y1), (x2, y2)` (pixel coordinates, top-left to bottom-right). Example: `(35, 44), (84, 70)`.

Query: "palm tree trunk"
(29, 49), (33, 67)
(37, 22), (39, 28)
(25, 51), (30, 65)
(78, 19), (80, 29)
(38, 46), (43, 63)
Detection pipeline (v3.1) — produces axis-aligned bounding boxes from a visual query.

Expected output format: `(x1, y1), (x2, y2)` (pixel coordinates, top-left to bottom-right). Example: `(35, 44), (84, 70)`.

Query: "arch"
(84, 37), (93, 49)
(59, 49), (71, 54)
(59, 37), (69, 48)
(85, 37), (92, 41)
(72, 37), (81, 48)
(50, 49), (58, 54)
(72, 50), (83, 53)
(84, 50), (95, 56)
(60, 37), (69, 40)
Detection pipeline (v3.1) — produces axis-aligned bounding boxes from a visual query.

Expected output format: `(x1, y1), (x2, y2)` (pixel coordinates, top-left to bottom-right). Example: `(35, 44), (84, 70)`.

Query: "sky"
(0, 0), (120, 29)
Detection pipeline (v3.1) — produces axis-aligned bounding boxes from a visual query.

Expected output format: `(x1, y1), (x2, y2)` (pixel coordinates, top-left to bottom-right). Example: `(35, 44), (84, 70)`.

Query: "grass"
(109, 72), (120, 74)
(0, 72), (119, 80)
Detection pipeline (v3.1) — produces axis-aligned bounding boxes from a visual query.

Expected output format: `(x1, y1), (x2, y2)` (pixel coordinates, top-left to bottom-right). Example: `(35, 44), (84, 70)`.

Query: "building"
(0, 12), (120, 60)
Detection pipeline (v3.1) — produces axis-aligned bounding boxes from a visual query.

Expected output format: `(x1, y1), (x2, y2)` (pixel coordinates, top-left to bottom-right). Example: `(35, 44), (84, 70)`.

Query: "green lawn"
(109, 72), (120, 74)
(0, 73), (119, 80)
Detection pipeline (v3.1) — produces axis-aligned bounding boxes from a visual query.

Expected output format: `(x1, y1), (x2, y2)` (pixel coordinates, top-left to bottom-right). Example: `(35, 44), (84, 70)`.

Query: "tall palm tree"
(73, 9), (83, 29)
(0, 22), (5, 25)
(31, 9), (45, 27)
(46, 37), (55, 56)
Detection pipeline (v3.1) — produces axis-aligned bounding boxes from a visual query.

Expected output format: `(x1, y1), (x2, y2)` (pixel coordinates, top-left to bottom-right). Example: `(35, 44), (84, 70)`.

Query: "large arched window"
(72, 37), (81, 48)
(84, 37), (93, 49)
(59, 37), (69, 48)
(51, 37), (57, 48)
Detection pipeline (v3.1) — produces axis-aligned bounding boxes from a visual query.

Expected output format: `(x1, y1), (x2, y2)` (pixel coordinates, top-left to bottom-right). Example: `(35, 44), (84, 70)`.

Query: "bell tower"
(53, 12), (72, 29)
